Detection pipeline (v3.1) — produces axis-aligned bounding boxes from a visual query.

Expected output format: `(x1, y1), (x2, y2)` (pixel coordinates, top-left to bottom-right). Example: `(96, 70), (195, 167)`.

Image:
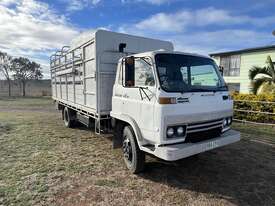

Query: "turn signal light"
(158, 97), (177, 104)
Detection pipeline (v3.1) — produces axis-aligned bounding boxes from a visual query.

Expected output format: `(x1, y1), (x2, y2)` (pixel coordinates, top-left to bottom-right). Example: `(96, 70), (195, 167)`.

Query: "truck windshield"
(155, 53), (226, 93)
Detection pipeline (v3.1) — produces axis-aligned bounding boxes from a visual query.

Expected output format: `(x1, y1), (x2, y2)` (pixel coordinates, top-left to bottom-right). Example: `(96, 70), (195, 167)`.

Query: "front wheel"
(122, 126), (145, 174)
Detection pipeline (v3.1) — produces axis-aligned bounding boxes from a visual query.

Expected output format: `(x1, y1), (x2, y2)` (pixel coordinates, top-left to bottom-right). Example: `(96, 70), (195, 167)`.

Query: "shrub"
(259, 83), (275, 94)
(232, 93), (275, 124)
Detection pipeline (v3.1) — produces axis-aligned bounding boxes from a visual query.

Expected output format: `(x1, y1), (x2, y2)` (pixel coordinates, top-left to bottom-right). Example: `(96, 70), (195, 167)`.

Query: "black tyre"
(112, 121), (124, 149)
(63, 107), (75, 128)
(122, 126), (145, 173)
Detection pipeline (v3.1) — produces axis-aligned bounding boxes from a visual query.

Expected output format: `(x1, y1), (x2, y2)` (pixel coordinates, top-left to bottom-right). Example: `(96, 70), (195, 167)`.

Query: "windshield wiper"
(217, 85), (228, 90)
(190, 85), (228, 92)
(190, 88), (214, 92)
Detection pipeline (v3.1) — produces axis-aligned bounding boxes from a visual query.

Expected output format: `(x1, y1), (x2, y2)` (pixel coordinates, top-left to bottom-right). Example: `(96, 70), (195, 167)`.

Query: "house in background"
(210, 45), (275, 93)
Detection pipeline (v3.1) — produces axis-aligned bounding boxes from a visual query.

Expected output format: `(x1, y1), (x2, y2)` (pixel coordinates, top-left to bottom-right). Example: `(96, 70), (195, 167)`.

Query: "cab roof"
(130, 50), (211, 60)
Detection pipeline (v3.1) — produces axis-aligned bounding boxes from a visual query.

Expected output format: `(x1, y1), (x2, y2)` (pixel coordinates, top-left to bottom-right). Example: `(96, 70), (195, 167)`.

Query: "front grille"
(185, 118), (223, 143)
(185, 127), (222, 143)
(187, 118), (223, 133)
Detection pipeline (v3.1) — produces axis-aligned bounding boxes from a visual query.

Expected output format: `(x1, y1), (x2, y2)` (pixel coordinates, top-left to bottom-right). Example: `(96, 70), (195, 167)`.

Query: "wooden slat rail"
(233, 100), (275, 126)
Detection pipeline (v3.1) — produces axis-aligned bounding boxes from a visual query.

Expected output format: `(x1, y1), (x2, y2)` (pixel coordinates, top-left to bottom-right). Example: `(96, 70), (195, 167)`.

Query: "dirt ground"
(0, 97), (274, 206)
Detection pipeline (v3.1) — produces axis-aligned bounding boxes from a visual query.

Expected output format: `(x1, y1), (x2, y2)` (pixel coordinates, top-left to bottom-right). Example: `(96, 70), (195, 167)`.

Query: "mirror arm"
(139, 87), (144, 100)
(140, 57), (152, 66)
(139, 87), (152, 101)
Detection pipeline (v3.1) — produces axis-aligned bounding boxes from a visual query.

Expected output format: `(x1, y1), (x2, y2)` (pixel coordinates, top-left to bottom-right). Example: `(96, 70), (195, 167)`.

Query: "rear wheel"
(63, 107), (75, 128)
(122, 126), (145, 173)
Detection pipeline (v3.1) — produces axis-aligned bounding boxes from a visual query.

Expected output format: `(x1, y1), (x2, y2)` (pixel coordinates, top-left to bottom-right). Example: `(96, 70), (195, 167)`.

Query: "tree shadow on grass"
(70, 123), (112, 140)
(139, 139), (275, 206)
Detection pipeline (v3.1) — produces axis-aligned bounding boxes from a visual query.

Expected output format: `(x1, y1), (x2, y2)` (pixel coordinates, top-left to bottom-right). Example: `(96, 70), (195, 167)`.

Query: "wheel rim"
(123, 136), (133, 163)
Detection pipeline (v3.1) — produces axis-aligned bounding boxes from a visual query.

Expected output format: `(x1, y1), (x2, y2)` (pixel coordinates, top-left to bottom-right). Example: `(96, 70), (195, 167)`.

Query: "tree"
(0, 52), (13, 96)
(11, 57), (43, 96)
(249, 55), (275, 94)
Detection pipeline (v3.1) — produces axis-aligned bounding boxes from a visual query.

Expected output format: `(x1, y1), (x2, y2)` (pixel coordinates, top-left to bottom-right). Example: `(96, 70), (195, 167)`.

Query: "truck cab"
(111, 50), (240, 173)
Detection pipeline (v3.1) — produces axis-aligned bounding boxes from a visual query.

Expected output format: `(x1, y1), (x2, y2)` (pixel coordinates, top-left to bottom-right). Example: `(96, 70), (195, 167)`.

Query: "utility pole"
(272, 30), (275, 36)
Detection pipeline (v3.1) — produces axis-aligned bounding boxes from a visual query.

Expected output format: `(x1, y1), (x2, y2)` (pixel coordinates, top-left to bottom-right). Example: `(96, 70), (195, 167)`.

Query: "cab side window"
(134, 59), (155, 87)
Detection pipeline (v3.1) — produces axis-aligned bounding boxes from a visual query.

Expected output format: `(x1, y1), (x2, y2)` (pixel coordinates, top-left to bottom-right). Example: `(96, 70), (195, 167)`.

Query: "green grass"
(0, 97), (52, 110)
(0, 97), (274, 206)
(233, 122), (275, 144)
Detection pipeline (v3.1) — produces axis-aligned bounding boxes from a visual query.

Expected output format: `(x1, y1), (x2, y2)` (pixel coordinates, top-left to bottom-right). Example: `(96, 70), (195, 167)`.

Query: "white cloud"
(0, 0), (18, 6)
(118, 7), (275, 56)
(194, 7), (275, 27)
(136, 11), (190, 32)
(92, 0), (101, 4)
(122, 0), (172, 5)
(66, 0), (86, 11)
(119, 25), (274, 55)
(172, 30), (274, 55)
(63, 0), (102, 12)
(134, 7), (275, 32)
(141, 0), (170, 4)
(0, 0), (80, 79)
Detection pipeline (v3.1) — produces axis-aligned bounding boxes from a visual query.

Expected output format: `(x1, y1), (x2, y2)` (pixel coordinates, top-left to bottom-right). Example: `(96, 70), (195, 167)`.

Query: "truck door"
(134, 58), (157, 140)
(122, 57), (157, 141)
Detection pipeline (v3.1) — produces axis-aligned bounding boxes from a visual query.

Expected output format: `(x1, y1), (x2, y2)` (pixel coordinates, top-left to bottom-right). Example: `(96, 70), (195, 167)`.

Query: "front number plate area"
(204, 140), (219, 151)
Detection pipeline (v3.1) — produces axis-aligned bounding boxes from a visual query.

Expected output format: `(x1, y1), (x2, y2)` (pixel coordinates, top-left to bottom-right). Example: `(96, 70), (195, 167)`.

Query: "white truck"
(50, 30), (240, 173)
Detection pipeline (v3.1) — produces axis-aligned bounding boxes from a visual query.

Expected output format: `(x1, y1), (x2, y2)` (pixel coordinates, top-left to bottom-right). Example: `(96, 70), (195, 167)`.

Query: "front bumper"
(153, 129), (240, 161)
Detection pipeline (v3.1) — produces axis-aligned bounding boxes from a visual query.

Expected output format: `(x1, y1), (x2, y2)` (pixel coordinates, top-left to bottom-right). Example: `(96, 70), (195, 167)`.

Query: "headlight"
(167, 125), (186, 138)
(223, 119), (227, 127)
(167, 127), (174, 137)
(177, 126), (184, 135)
(223, 117), (232, 131)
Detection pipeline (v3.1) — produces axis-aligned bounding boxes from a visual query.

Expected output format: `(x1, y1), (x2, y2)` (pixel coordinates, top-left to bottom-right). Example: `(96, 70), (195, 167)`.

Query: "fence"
(0, 80), (51, 97)
(233, 99), (275, 126)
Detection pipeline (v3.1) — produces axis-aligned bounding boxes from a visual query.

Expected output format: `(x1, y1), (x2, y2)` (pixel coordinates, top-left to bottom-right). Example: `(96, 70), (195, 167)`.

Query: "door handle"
(123, 94), (129, 98)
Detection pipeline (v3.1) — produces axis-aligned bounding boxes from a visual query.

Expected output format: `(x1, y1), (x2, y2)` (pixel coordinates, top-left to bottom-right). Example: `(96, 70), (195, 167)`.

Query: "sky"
(0, 0), (275, 79)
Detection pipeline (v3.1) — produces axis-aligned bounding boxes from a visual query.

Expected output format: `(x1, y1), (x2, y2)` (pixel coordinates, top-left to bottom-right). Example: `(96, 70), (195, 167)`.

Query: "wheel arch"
(112, 114), (144, 149)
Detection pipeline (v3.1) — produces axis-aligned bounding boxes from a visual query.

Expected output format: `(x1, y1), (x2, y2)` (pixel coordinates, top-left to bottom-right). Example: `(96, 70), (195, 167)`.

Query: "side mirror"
(124, 56), (135, 87)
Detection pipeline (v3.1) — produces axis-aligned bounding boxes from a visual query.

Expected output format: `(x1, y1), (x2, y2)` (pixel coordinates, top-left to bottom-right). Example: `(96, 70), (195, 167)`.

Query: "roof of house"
(209, 45), (275, 56)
